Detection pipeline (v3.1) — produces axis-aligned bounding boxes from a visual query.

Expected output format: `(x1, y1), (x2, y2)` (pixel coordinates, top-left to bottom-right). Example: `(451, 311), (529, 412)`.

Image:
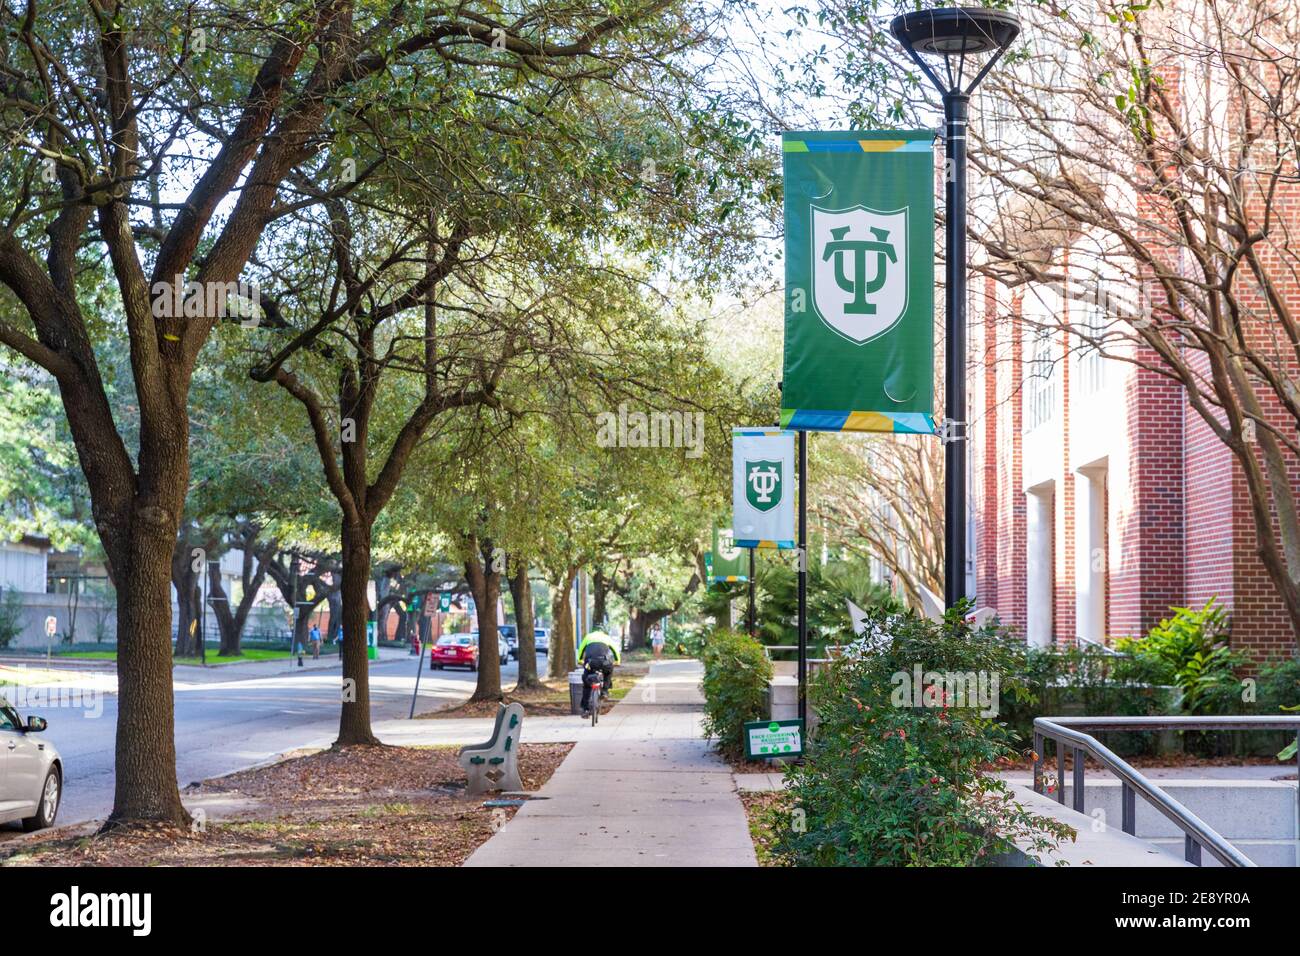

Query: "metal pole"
(408, 633), (425, 719)
(797, 430), (808, 724)
(747, 548), (756, 637)
(200, 560), (208, 665)
(943, 90), (970, 610)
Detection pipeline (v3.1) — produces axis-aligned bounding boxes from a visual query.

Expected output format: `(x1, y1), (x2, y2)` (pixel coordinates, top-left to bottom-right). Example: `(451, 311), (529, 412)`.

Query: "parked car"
(0, 697), (62, 832)
(499, 624), (519, 660)
(534, 627), (550, 654)
(430, 634), (479, 671)
(467, 629), (506, 665)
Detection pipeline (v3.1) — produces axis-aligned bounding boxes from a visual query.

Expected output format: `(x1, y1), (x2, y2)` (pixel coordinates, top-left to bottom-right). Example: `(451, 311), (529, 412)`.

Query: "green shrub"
(776, 606), (1074, 866)
(0, 589), (24, 649)
(1257, 657), (1300, 712)
(998, 642), (1178, 757)
(1114, 599), (1246, 715)
(700, 628), (773, 758)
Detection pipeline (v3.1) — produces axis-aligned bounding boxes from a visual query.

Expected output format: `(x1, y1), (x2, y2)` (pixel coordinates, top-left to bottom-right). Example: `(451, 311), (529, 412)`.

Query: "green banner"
(709, 525), (748, 583)
(781, 131), (935, 434)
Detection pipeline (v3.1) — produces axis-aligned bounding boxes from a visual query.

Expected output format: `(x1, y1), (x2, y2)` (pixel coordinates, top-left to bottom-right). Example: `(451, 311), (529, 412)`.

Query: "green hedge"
(700, 628), (773, 758)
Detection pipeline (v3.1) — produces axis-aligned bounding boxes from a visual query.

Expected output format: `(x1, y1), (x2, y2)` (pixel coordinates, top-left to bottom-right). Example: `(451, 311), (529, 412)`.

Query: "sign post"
(781, 129), (937, 714)
(797, 431), (807, 723)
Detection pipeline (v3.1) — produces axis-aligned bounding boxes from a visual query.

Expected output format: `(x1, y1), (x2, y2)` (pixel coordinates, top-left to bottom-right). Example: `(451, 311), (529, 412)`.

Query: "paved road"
(1, 652), (532, 835)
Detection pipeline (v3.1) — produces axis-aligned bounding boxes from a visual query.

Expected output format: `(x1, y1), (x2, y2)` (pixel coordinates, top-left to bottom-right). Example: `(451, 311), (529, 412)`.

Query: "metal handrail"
(1033, 715), (1300, 867)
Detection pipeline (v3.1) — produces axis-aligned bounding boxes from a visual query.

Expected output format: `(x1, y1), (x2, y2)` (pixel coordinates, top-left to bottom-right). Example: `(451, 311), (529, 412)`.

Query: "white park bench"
(458, 702), (525, 795)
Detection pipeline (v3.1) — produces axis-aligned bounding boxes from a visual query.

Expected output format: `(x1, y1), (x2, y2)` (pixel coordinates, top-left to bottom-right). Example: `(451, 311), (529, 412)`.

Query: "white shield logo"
(811, 205), (908, 344)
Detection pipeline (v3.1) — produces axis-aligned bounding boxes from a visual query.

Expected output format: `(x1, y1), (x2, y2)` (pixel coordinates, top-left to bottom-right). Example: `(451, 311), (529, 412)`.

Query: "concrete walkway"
(464, 659), (757, 867)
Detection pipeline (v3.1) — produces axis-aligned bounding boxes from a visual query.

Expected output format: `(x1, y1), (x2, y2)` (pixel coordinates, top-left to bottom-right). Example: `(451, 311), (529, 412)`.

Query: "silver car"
(0, 697), (62, 831)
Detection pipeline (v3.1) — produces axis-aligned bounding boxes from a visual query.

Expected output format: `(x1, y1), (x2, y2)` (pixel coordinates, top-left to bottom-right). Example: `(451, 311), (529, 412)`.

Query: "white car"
(0, 697), (62, 831)
(469, 631), (510, 667)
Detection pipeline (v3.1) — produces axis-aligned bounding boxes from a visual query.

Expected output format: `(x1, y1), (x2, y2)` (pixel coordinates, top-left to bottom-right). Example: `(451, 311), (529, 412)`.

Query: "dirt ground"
(0, 742), (572, 867)
(416, 672), (635, 719)
(739, 791), (791, 867)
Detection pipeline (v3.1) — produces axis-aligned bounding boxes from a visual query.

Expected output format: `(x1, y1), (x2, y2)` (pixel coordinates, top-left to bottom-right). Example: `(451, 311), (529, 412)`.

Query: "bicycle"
(583, 667), (607, 726)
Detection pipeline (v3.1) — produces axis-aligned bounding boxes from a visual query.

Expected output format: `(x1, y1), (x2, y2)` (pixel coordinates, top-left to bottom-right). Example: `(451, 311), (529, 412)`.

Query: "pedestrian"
(651, 624), (665, 660)
(309, 623), (321, 659)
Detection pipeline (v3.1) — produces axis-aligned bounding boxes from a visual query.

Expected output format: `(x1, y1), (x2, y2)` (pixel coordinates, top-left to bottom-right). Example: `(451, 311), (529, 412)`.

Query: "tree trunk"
(509, 557), (541, 691)
(593, 567), (608, 629)
(548, 566), (578, 678)
(293, 604), (313, 654)
(170, 540), (201, 658)
(108, 521), (191, 827)
(325, 589), (342, 644)
(337, 520), (379, 745)
(208, 555), (267, 657)
(626, 606), (671, 651)
(465, 542), (504, 702)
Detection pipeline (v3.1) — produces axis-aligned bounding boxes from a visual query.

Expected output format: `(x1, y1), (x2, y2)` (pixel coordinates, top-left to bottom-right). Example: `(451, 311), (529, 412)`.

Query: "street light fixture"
(890, 7), (1021, 609)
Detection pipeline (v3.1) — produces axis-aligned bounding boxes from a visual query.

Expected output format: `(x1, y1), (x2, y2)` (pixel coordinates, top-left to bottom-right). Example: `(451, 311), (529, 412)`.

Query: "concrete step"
(1051, 779), (1298, 867)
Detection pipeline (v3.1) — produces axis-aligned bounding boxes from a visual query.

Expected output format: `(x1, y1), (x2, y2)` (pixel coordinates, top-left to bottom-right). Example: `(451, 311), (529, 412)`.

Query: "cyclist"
(576, 630), (621, 716)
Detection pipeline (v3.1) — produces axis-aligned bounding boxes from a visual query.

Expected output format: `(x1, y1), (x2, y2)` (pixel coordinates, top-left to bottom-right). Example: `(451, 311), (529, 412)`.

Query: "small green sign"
(439, 591), (452, 612)
(709, 524), (748, 583)
(743, 718), (804, 760)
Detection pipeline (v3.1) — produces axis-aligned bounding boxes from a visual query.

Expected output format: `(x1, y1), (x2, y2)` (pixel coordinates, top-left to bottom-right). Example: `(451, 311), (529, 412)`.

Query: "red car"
(430, 634), (479, 671)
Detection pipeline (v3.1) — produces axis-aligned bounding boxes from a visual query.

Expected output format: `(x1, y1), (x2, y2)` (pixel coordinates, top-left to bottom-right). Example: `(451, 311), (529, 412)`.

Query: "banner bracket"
(938, 418), (967, 445)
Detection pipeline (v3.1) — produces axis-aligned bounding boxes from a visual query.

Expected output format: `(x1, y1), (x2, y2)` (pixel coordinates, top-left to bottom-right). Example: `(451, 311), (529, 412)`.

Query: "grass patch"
(59, 646), (305, 665)
(173, 648), (296, 665)
(0, 665), (83, 685)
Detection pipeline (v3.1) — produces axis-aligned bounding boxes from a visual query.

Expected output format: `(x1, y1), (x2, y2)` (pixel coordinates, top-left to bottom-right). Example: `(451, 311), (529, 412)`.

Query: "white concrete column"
(1075, 466), (1107, 645)
(1026, 485), (1054, 647)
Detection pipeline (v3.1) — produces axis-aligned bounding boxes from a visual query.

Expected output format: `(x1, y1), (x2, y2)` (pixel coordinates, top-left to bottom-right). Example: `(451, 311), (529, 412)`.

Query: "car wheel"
(470, 661), (478, 672)
(22, 767), (61, 832)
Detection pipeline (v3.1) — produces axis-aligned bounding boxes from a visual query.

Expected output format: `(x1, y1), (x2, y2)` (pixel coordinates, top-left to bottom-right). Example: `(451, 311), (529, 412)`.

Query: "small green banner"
(439, 591), (452, 612)
(744, 718), (805, 759)
(709, 525), (748, 583)
(781, 130), (935, 434)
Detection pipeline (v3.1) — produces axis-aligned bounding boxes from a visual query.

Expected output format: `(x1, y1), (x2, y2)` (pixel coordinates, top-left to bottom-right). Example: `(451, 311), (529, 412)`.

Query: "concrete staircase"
(1050, 778), (1298, 866)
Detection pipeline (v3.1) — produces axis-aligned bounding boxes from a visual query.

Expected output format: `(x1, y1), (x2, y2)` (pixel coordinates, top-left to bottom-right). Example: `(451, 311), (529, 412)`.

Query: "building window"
(1075, 296), (1108, 395)
(1024, 325), (1057, 431)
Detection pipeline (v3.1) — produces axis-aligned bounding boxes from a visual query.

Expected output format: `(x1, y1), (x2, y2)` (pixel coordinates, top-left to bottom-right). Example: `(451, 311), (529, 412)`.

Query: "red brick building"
(968, 267), (1297, 663)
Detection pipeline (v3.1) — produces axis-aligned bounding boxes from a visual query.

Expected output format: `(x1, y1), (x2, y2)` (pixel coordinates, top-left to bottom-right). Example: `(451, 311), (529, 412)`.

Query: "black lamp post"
(890, 7), (1020, 609)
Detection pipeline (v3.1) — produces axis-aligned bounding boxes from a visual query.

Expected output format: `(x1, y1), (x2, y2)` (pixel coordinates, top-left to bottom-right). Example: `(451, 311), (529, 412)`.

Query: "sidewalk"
(464, 659), (757, 867)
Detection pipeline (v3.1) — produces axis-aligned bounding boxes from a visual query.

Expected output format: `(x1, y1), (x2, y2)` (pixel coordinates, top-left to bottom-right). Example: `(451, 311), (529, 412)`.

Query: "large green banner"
(781, 131), (935, 434)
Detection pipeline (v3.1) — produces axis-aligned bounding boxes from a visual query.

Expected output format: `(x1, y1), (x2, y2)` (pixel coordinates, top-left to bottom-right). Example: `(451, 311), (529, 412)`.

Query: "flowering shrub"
(775, 606), (1074, 866)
